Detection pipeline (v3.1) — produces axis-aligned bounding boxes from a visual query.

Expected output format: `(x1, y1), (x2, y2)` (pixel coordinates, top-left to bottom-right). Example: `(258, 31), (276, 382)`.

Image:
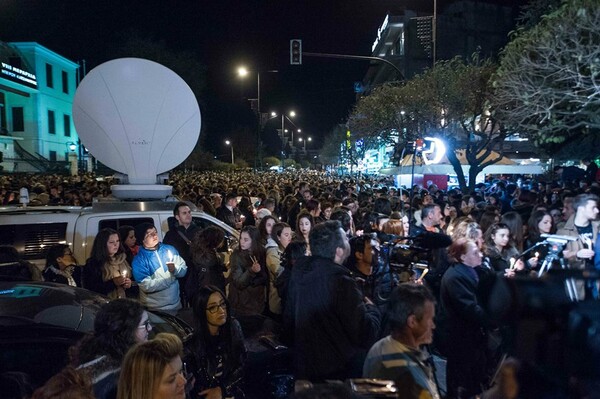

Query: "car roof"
(0, 281), (107, 332)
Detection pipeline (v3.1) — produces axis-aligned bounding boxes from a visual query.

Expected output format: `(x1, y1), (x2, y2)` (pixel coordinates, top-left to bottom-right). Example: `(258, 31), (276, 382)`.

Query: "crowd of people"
(3, 159), (600, 399)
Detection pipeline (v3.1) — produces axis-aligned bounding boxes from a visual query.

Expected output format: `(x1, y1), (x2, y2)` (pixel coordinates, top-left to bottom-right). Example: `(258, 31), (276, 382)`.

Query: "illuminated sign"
(1, 62), (38, 89)
(422, 137), (446, 165)
(372, 14), (390, 53)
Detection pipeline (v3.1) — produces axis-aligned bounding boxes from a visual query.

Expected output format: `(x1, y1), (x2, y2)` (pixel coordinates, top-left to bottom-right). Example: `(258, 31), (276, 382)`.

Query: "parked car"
(0, 199), (238, 270)
(0, 281), (194, 389)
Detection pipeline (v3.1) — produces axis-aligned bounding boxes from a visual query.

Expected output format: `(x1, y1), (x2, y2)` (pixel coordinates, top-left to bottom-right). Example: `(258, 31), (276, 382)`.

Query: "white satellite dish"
(72, 58), (201, 198)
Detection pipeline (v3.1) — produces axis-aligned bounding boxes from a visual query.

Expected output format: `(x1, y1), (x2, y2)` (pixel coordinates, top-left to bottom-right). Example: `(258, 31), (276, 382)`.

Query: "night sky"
(0, 0), (528, 156)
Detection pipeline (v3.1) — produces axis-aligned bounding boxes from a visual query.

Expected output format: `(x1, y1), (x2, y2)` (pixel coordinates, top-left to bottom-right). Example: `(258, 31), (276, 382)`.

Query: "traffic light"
(290, 39), (302, 65)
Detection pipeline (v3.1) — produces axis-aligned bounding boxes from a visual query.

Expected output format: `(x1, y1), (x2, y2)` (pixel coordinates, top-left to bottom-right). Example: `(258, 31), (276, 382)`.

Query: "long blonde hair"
(117, 333), (183, 399)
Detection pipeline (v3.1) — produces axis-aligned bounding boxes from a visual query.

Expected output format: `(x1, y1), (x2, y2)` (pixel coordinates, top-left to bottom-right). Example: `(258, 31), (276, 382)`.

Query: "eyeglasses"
(207, 301), (227, 314)
(137, 319), (152, 331)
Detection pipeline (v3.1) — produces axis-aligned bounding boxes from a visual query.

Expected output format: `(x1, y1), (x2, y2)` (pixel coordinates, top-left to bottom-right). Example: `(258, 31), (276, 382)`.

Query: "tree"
(349, 56), (506, 192)
(493, 0), (600, 152)
(319, 125), (348, 167)
(262, 156), (281, 169)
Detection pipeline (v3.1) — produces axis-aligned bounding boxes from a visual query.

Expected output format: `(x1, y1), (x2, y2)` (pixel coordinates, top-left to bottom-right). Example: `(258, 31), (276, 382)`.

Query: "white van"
(0, 200), (238, 269)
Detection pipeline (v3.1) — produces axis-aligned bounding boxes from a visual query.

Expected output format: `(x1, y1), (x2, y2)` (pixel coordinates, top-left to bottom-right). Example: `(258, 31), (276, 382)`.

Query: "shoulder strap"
(177, 229), (192, 245)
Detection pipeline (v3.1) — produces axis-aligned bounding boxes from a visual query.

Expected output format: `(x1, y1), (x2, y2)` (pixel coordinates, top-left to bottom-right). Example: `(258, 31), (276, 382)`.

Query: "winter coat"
(186, 248), (227, 303)
(265, 238), (284, 315)
(227, 249), (267, 317)
(132, 243), (187, 311)
(83, 253), (131, 299)
(283, 255), (381, 380)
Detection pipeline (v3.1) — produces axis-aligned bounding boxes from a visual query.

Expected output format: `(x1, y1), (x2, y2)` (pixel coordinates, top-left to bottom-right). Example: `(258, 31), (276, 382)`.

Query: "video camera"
(540, 234), (578, 245)
(539, 234), (577, 257)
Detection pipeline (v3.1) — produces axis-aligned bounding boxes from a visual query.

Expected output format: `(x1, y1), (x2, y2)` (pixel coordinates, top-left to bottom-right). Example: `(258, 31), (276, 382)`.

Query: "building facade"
(362, 1), (516, 93)
(0, 41), (79, 172)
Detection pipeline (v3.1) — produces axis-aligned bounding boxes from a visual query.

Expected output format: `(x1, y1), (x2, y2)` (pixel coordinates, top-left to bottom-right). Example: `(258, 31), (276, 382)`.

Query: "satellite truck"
(0, 58), (238, 268)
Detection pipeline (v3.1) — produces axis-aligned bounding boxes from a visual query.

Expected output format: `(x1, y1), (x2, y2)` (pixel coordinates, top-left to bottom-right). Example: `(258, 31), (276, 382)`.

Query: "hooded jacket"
(132, 243), (187, 311)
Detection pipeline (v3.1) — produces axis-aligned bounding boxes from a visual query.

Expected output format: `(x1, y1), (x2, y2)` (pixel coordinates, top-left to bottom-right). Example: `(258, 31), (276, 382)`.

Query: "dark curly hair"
(74, 298), (145, 364)
(191, 226), (225, 263)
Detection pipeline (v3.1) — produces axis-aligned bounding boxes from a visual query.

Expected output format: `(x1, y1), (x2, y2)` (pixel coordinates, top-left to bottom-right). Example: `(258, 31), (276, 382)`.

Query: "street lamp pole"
(281, 114), (285, 170)
(433, 0), (437, 66)
(225, 140), (234, 165)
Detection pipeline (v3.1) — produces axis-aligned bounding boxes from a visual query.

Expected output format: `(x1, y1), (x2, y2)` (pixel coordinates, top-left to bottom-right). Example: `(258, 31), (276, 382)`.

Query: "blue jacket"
(132, 243), (187, 311)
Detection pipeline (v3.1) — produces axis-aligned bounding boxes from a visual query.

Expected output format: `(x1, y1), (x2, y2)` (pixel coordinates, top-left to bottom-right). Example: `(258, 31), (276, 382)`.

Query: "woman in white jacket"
(265, 222), (293, 318)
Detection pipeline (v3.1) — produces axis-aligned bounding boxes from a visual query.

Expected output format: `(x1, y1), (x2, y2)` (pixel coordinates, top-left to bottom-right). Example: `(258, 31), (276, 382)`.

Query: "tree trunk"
(446, 147), (467, 192)
(468, 165), (482, 193)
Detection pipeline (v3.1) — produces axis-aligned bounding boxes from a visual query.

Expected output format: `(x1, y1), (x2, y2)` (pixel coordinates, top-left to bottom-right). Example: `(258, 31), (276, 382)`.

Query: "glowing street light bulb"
(237, 66), (248, 77)
(289, 111), (296, 117)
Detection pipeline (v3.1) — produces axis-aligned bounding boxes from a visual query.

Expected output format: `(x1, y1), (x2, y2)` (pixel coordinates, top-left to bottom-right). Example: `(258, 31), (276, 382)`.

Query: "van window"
(98, 218), (154, 232)
(0, 223), (67, 260)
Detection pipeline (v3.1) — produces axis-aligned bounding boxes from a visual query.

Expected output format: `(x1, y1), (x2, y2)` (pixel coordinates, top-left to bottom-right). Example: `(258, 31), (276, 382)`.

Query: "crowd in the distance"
(3, 158), (600, 399)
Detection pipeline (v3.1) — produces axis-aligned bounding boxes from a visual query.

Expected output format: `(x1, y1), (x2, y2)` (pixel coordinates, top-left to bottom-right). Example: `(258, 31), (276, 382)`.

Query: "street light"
(298, 136), (312, 151)
(237, 66), (278, 169)
(269, 111), (297, 169)
(225, 140), (234, 165)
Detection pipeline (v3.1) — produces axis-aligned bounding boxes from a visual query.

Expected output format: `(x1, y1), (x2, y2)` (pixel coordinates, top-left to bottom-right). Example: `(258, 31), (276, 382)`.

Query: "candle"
(417, 268), (429, 283)
(534, 252), (540, 258)
(121, 270), (128, 278)
(509, 257), (516, 270)
(167, 250), (173, 263)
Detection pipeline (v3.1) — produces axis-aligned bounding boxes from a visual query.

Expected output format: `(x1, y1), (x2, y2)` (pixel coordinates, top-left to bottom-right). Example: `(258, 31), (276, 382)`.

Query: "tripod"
(537, 245), (579, 301)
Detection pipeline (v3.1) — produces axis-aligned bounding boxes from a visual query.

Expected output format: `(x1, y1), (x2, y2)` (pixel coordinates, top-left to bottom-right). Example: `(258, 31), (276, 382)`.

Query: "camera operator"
(411, 204), (451, 300)
(347, 235), (380, 300)
(556, 193), (599, 299)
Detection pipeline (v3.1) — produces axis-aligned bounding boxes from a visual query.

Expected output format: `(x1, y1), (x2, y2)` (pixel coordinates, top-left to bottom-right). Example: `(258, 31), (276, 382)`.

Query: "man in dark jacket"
(216, 193), (243, 229)
(164, 202), (199, 266)
(283, 220), (381, 381)
(164, 202), (199, 306)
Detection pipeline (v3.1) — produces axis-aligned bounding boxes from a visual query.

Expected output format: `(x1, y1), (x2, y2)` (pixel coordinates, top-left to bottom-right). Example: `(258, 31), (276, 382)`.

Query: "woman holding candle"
(524, 210), (554, 270)
(83, 228), (133, 299)
(483, 223), (524, 278)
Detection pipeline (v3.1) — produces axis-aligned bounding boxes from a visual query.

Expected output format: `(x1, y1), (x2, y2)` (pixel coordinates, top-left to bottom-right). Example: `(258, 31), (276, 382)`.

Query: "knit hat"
(134, 222), (155, 246)
(255, 208), (271, 221)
